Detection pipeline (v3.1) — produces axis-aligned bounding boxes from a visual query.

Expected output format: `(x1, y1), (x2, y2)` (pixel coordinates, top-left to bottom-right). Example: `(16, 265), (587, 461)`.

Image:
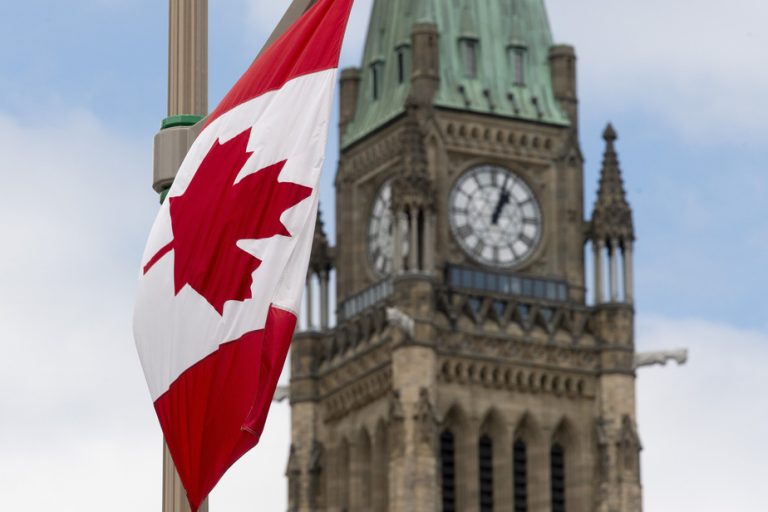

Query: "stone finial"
(590, 123), (634, 242)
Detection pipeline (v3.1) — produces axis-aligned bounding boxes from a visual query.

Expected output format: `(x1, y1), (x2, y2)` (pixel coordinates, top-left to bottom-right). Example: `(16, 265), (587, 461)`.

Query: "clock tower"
(288, 1), (642, 511)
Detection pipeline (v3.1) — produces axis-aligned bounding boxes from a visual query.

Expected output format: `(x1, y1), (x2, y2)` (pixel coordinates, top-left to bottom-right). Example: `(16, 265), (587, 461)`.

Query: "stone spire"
(590, 124), (634, 242)
(310, 207), (334, 273)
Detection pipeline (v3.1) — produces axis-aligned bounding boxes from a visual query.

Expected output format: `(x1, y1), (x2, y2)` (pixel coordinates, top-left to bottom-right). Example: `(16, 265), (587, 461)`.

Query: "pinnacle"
(603, 123), (617, 142)
(591, 124), (634, 241)
(313, 206), (328, 245)
(311, 206), (333, 271)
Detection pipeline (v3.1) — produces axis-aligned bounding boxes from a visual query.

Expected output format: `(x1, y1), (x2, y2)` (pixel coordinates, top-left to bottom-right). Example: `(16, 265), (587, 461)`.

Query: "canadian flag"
(133, 1), (353, 509)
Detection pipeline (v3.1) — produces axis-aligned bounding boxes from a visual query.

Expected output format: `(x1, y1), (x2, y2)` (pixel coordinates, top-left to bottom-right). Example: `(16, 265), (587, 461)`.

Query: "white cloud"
(637, 316), (768, 512)
(0, 110), (161, 510)
(547, 0), (768, 144)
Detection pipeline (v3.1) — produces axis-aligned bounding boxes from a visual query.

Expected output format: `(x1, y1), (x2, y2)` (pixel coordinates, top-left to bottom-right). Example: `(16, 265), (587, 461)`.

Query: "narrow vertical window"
(551, 443), (566, 512)
(371, 61), (384, 100)
(513, 440), (528, 512)
(479, 435), (494, 512)
(440, 430), (457, 512)
(461, 39), (479, 78)
(396, 46), (409, 84)
(508, 45), (527, 85)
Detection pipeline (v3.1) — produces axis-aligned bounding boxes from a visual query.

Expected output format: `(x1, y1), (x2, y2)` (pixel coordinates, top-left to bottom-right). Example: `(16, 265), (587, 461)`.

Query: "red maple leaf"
(145, 128), (313, 315)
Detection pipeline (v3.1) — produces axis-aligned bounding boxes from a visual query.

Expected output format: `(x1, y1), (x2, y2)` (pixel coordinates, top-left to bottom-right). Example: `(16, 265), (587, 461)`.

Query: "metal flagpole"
(151, 0), (318, 510)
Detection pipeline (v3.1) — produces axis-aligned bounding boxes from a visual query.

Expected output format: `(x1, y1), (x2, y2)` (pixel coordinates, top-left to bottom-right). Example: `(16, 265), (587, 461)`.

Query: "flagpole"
(151, 0), (319, 510)
(158, 0), (208, 510)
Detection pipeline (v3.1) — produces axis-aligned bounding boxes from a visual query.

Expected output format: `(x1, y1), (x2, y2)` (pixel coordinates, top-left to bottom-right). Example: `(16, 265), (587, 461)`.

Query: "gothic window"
(440, 430), (457, 512)
(513, 440), (528, 512)
(479, 435), (494, 512)
(373, 422), (390, 512)
(371, 60), (384, 100)
(551, 443), (566, 512)
(358, 431), (373, 509)
(509, 46), (527, 85)
(460, 38), (479, 78)
(338, 439), (350, 511)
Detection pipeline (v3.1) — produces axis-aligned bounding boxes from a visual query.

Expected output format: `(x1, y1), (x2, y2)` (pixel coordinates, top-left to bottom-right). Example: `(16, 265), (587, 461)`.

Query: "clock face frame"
(368, 179), (409, 277)
(449, 165), (542, 268)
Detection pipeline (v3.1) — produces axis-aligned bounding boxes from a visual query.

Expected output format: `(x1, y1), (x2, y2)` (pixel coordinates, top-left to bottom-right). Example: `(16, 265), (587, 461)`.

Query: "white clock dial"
(368, 180), (409, 276)
(449, 165), (542, 267)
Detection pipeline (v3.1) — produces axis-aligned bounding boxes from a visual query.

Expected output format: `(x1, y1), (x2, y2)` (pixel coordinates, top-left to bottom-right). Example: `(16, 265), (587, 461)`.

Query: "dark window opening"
(479, 435), (494, 512)
(371, 61), (384, 100)
(441, 430), (457, 512)
(397, 48), (407, 84)
(551, 443), (566, 512)
(514, 440), (528, 512)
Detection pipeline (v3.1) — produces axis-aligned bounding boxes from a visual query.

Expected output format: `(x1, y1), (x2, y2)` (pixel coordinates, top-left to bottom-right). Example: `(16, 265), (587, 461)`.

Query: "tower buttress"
(590, 126), (642, 512)
(339, 68), (361, 137)
(291, 3), (646, 512)
(549, 45), (578, 136)
(410, 21), (440, 108)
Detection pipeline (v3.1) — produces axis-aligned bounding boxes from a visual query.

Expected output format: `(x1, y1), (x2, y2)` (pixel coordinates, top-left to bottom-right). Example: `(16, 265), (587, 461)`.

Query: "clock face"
(449, 165), (542, 267)
(368, 180), (409, 276)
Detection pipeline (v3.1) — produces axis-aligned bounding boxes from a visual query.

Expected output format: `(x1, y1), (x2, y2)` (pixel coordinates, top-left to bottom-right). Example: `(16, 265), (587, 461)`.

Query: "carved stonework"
(619, 415), (642, 477)
(439, 116), (563, 162)
(439, 356), (595, 399)
(322, 367), (392, 422)
(414, 388), (437, 446)
(388, 390), (406, 457)
(308, 442), (325, 510)
(286, 444), (300, 512)
(634, 349), (688, 369)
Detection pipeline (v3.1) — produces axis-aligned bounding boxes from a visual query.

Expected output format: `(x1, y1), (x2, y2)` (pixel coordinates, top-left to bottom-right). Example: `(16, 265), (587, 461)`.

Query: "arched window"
(440, 430), (457, 512)
(513, 440), (528, 512)
(550, 443), (566, 512)
(338, 439), (350, 512)
(373, 422), (389, 512)
(479, 435), (494, 512)
(358, 431), (372, 509)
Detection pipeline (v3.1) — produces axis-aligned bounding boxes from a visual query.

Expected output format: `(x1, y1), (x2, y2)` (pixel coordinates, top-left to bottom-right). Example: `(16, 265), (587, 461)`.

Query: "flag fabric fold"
(133, 1), (354, 509)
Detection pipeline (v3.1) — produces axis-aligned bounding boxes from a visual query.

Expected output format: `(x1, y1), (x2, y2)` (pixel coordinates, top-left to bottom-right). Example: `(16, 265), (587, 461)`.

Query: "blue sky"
(0, 0), (766, 510)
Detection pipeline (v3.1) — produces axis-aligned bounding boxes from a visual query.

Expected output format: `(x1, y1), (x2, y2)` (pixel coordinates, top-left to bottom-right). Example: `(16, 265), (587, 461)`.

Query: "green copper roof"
(342, 0), (569, 148)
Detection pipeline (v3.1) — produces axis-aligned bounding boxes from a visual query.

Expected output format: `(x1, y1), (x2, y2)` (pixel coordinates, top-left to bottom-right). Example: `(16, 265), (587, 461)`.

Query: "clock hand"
(491, 177), (511, 225)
